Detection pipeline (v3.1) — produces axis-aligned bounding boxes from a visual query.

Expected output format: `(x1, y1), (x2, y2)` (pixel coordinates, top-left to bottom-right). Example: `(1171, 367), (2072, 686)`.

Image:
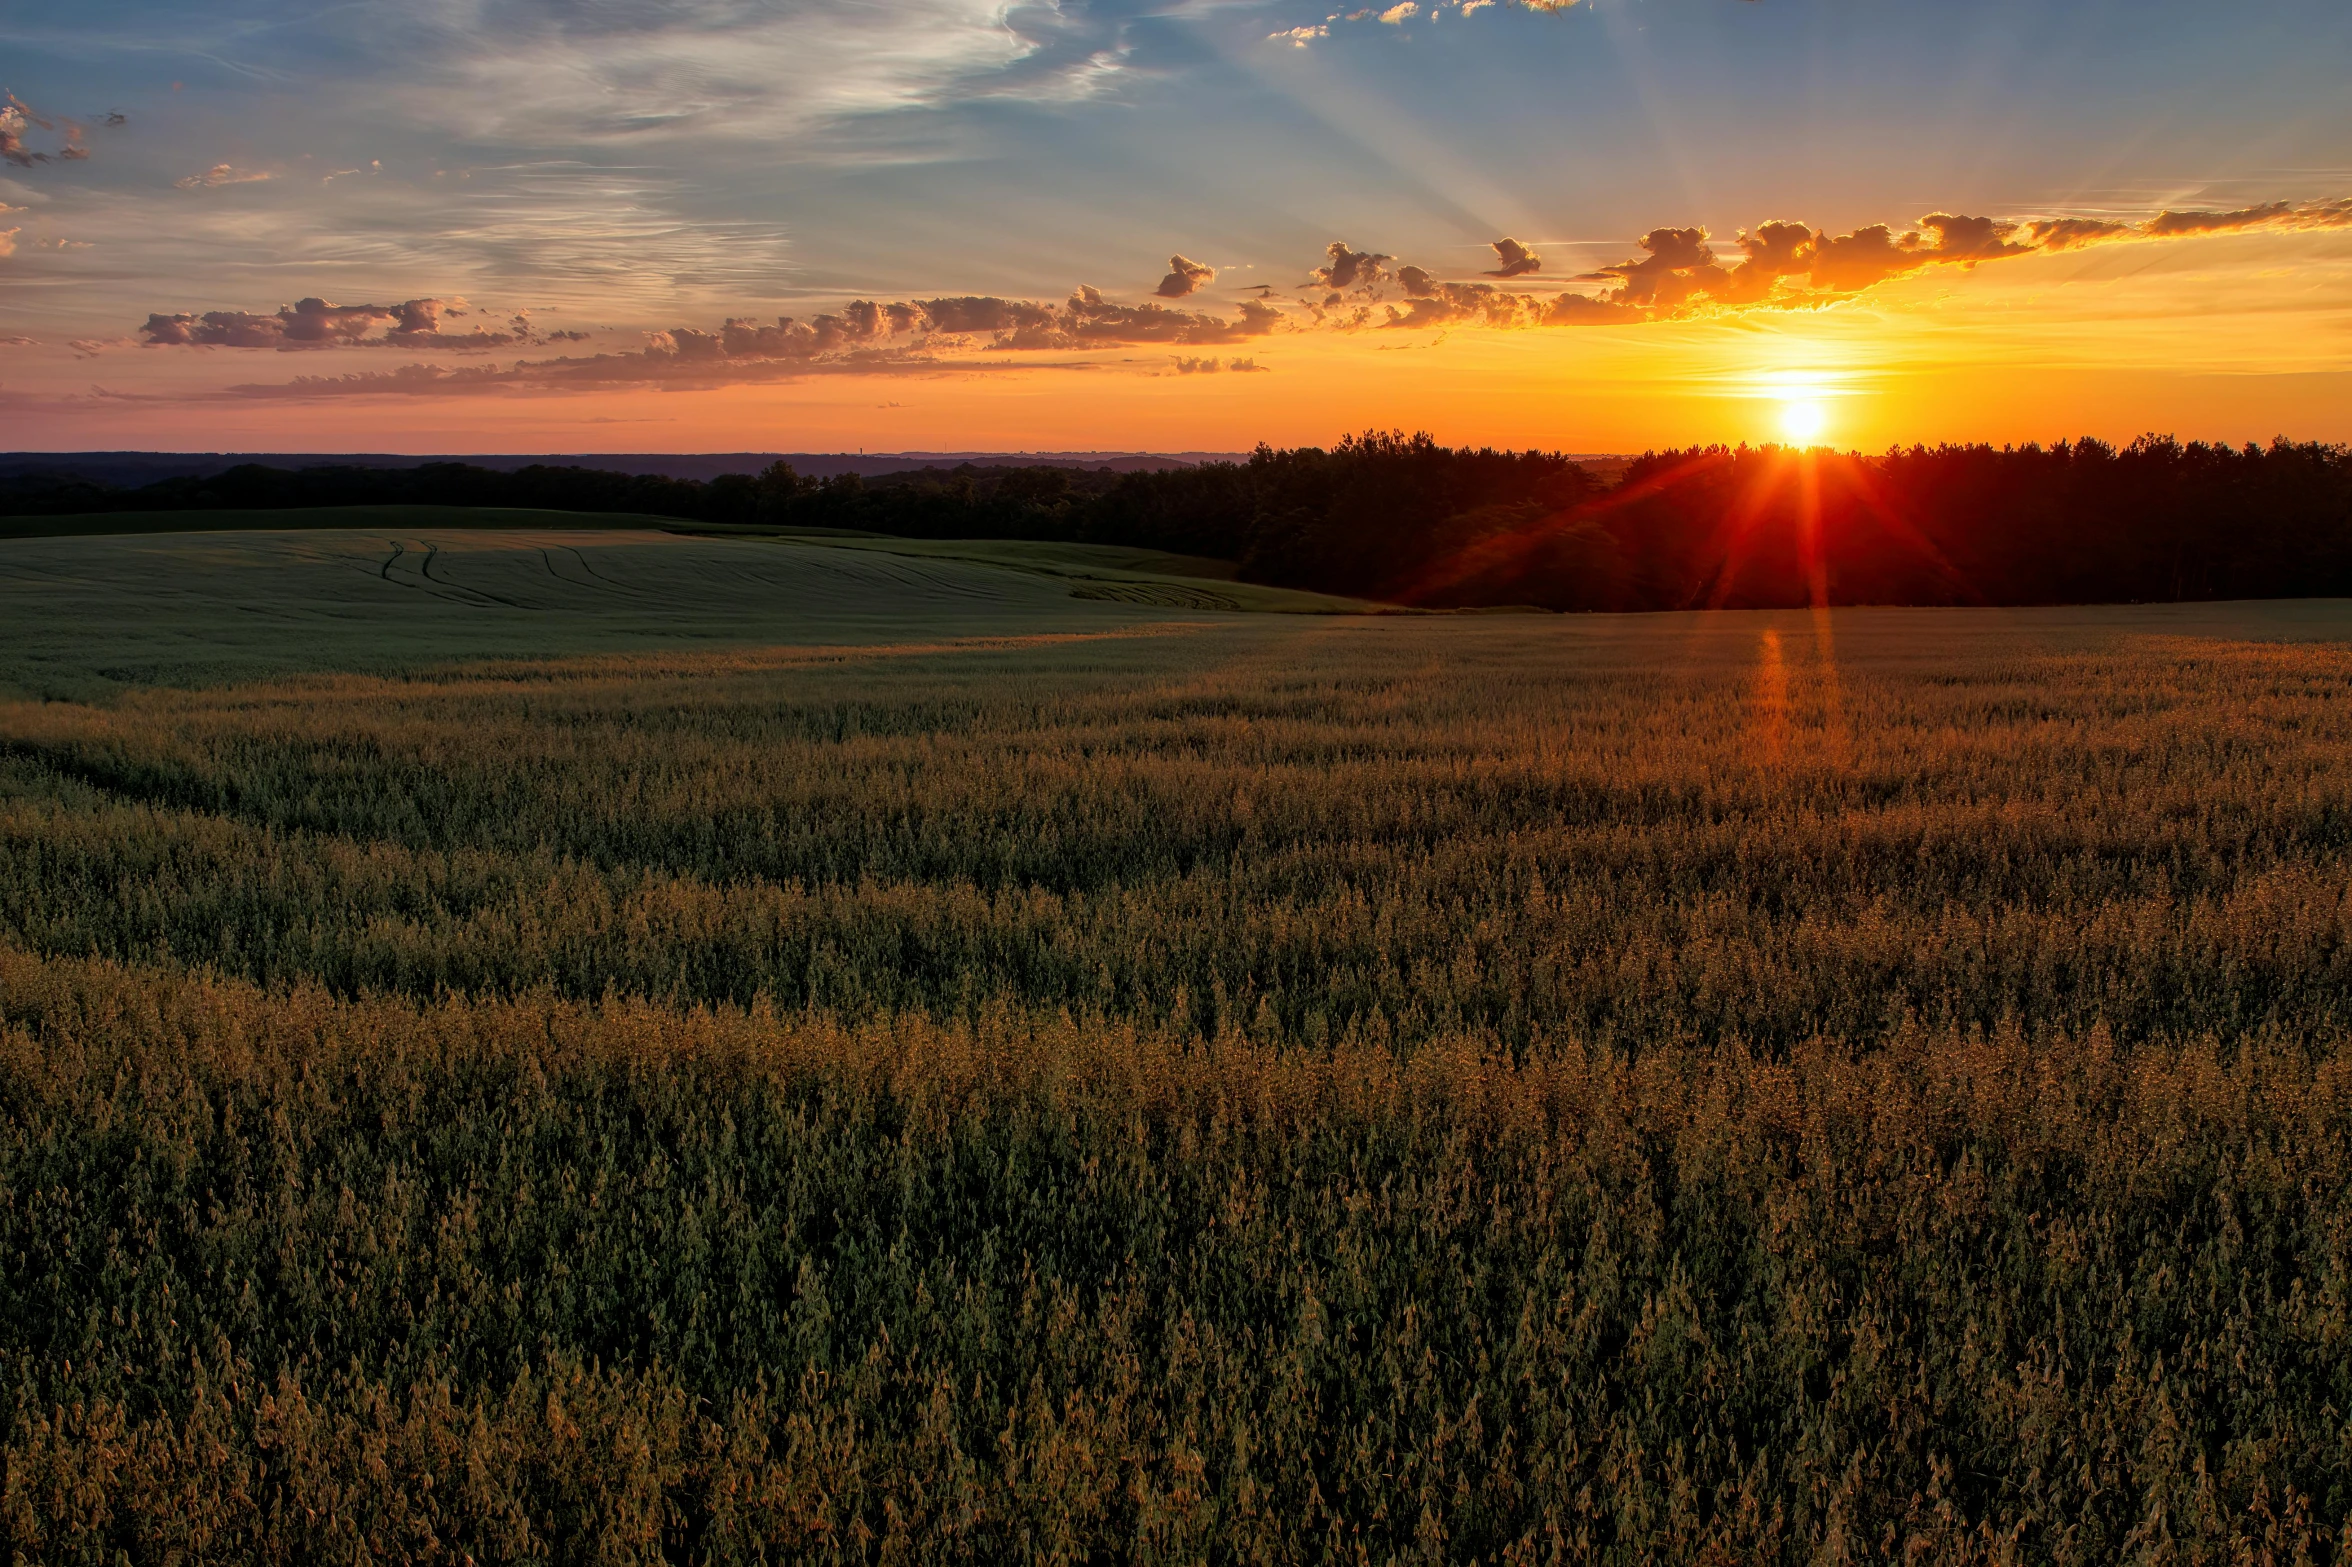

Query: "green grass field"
(6, 523), (2352, 1561)
(0, 509), (1376, 698)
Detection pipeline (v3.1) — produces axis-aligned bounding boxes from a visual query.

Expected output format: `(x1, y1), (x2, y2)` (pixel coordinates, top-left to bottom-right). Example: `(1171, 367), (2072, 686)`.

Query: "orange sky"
(13, 228), (2346, 455)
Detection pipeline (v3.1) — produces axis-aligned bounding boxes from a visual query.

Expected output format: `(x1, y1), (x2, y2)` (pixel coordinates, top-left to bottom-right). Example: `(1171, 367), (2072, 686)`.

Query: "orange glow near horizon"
(5, 231), (2349, 454)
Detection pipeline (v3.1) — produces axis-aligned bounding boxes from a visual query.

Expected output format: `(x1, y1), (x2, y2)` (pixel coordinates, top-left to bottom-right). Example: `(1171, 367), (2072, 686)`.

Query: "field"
(5, 520), (2352, 1561)
(0, 511), (1373, 699)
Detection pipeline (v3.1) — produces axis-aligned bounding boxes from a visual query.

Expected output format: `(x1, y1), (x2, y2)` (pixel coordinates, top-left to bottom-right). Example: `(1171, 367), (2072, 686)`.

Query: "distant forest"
(8, 431), (2350, 610)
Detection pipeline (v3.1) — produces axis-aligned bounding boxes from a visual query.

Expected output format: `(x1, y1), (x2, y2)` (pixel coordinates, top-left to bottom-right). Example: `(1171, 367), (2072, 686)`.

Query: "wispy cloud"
(1, 93), (92, 169)
(173, 163), (274, 189)
(1171, 354), (1267, 373)
(358, 0), (1182, 151)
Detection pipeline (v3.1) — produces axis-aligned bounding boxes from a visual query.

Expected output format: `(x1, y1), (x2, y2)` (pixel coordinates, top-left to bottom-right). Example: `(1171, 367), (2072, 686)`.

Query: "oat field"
(5, 535), (2352, 1562)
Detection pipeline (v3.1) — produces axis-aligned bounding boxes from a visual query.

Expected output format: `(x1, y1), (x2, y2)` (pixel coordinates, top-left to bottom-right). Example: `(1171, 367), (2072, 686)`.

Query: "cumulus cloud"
(1915, 212), (2034, 263)
(139, 268), (1288, 400)
(1484, 237), (1540, 278)
(122, 197), (2352, 402)
(138, 296), (578, 350)
(1269, 24), (1329, 44)
(0, 227), (15, 260)
(175, 164), (274, 189)
(1156, 254), (1216, 298)
(1359, 190), (2349, 334)
(1312, 240), (1389, 292)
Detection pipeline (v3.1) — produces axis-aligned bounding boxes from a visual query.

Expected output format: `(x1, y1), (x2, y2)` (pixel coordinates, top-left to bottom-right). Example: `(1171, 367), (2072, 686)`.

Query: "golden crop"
(4, 606), (2350, 1562)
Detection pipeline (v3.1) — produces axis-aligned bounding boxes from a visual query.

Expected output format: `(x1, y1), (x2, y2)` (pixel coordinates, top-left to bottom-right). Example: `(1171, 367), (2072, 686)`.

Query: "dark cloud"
(1484, 237), (1541, 278)
(140, 297), (559, 350)
(1155, 254), (1216, 298)
(1312, 241), (1389, 291)
(153, 265), (1287, 402)
(2144, 201), (2294, 238)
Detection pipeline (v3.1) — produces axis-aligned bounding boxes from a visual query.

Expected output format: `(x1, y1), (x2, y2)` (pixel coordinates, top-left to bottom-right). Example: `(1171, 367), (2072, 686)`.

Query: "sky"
(2, 0), (2349, 454)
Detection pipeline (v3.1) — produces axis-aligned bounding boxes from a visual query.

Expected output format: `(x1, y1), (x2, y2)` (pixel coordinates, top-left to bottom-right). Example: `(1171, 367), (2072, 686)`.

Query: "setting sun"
(1779, 397), (1830, 445)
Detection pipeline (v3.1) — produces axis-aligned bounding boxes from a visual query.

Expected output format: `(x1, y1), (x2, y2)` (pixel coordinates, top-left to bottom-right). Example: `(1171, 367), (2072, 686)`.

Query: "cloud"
(1313, 240), (1389, 291)
(2020, 217), (2134, 252)
(1, 99), (46, 169)
(113, 197), (2352, 403)
(1378, 3), (1419, 21)
(1484, 237), (1540, 278)
(1172, 354), (1270, 374)
(358, 0), (1165, 153)
(1156, 254), (1216, 298)
(137, 296), (573, 350)
(174, 164), (274, 189)
(2140, 199), (2352, 237)
(2145, 201), (2295, 238)
(2016, 197), (2350, 252)
(0, 227), (15, 260)
(0, 94), (109, 170)
(140, 269), (1287, 400)
(1915, 212), (2034, 263)
(1268, 24), (1329, 44)
(1364, 191), (2350, 333)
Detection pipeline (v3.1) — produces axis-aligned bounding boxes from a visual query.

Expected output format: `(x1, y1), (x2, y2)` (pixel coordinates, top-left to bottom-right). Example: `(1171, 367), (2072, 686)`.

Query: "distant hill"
(0, 451), (1255, 488)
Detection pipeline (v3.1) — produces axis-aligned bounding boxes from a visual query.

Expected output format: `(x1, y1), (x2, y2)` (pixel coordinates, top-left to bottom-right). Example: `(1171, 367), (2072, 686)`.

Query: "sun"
(1778, 397), (1829, 445)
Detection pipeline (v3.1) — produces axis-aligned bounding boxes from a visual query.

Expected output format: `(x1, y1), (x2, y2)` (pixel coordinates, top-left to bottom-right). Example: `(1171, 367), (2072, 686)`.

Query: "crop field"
(0, 514), (1378, 700)
(4, 527), (2352, 1562)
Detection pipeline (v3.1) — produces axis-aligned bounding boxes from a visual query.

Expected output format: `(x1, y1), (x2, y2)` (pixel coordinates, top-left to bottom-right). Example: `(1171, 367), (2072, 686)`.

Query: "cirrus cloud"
(174, 163), (274, 189)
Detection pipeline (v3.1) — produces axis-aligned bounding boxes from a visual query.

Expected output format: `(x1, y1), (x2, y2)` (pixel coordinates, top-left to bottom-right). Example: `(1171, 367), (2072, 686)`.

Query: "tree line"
(8, 430), (2348, 608)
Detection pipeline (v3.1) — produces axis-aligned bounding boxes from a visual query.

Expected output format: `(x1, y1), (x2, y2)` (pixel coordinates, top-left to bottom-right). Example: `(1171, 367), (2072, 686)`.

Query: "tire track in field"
(563, 544), (661, 598)
(416, 541), (530, 610)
